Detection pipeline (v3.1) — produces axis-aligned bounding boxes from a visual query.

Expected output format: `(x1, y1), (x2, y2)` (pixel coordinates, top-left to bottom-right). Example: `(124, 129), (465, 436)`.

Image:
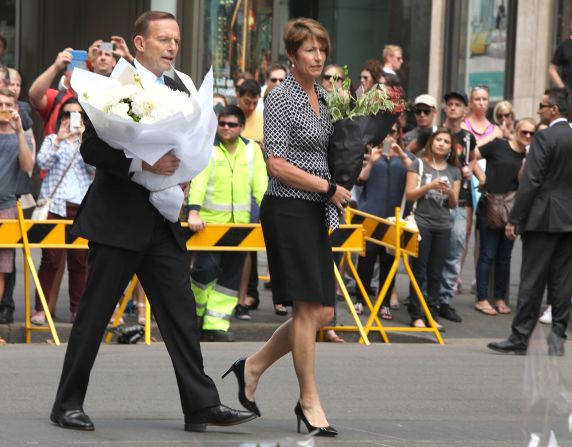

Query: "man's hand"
(54, 48), (73, 72)
(111, 36), (134, 62)
(8, 110), (23, 133)
(142, 153), (180, 175)
(88, 40), (103, 63)
(187, 211), (206, 232)
(505, 223), (517, 240)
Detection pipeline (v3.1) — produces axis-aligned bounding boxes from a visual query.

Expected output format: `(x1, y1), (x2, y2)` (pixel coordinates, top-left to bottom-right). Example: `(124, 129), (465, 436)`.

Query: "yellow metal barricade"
(319, 207), (444, 345)
(0, 205), (367, 344)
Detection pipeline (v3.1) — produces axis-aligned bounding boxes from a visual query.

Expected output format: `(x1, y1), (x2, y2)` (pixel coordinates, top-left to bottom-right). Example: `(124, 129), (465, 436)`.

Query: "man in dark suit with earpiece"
(49, 10), (256, 432)
(488, 87), (572, 356)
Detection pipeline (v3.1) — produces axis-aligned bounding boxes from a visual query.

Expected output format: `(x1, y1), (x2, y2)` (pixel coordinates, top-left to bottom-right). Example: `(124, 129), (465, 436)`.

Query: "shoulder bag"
(31, 147), (79, 220)
(485, 190), (517, 230)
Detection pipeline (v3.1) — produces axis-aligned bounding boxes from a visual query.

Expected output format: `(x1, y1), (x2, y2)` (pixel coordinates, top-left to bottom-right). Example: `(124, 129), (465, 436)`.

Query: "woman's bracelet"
(323, 179), (337, 198)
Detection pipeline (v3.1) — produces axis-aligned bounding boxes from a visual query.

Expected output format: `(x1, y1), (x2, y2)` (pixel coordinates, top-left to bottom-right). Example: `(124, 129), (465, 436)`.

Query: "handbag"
(485, 190), (517, 230)
(386, 158), (422, 254)
(31, 147), (79, 220)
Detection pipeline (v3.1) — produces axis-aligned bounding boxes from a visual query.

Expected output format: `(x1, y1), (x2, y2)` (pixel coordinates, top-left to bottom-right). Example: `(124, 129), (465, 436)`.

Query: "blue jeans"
(440, 207), (467, 305)
(476, 208), (515, 301)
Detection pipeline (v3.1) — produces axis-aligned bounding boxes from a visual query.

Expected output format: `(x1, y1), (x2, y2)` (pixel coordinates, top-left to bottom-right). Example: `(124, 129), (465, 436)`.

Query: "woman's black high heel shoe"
(222, 358), (261, 417)
(294, 402), (338, 437)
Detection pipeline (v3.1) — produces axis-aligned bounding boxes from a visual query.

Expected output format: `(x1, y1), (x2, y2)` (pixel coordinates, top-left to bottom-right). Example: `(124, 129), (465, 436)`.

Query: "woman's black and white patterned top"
(263, 73), (338, 229)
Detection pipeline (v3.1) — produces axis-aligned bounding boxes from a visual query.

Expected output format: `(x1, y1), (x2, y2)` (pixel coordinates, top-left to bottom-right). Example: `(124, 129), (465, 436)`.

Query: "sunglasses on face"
(218, 120), (240, 128)
(497, 112), (512, 119)
(269, 77), (285, 83)
(538, 103), (553, 109)
(415, 108), (433, 116)
(389, 128), (398, 135)
(323, 74), (343, 81)
(519, 130), (535, 137)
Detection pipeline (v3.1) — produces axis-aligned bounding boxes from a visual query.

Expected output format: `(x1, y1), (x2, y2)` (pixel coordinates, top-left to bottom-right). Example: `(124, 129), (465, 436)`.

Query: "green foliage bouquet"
(326, 67), (406, 190)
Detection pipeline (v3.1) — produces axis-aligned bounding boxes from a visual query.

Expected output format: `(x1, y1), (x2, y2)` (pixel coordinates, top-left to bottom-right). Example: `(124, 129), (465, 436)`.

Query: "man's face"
(537, 94), (555, 125)
(414, 103), (435, 129)
(444, 98), (466, 121)
(266, 69), (286, 89)
(389, 51), (403, 71)
(93, 50), (116, 75)
(237, 94), (259, 118)
(217, 114), (243, 144)
(0, 93), (16, 123)
(134, 19), (180, 76)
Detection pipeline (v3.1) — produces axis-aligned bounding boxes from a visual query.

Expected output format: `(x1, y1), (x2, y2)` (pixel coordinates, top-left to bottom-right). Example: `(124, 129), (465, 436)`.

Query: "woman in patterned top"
(222, 18), (350, 437)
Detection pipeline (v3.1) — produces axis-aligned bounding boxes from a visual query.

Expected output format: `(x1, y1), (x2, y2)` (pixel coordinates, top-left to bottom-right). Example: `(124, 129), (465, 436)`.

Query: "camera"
(67, 50), (88, 71)
(99, 41), (115, 53)
(69, 111), (82, 130)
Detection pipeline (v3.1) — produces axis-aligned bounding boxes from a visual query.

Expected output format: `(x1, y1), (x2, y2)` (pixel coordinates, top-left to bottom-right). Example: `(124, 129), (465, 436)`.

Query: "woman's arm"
(405, 168), (438, 201)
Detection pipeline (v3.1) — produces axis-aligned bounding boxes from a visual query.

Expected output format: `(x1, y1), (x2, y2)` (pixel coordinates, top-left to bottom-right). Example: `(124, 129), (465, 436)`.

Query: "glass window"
(203, 0), (273, 99)
(0, 0), (16, 67)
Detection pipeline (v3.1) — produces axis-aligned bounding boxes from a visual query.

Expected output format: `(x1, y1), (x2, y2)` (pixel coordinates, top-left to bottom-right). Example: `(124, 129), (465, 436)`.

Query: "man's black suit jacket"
(70, 76), (188, 252)
(510, 120), (572, 233)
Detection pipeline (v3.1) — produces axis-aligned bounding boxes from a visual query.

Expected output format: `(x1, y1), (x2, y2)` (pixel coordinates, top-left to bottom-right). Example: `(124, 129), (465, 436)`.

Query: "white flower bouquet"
(71, 58), (217, 222)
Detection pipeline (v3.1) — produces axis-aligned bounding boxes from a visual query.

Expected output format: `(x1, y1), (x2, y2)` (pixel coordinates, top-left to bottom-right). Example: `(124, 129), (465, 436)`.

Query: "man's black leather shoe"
(200, 330), (236, 342)
(487, 339), (527, 355)
(0, 307), (14, 324)
(184, 404), (256, 432)
(50, 408), (94, 431)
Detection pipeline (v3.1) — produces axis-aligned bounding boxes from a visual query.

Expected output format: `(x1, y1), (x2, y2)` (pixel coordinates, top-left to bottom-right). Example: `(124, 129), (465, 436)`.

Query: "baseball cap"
(444, 90), (468, 106)
(414, 94), (436, 108)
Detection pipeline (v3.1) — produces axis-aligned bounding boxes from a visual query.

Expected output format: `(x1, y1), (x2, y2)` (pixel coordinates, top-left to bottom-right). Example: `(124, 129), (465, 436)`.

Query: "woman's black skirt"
(260, 195), (335, 307)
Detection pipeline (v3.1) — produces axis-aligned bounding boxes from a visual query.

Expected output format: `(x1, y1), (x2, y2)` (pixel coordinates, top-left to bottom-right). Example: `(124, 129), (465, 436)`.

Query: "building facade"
(1, 0), (568, 120)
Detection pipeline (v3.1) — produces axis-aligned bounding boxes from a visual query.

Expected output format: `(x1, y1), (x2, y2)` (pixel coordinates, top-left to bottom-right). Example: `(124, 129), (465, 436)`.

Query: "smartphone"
(439, 175), (450, 185)
(67, 50), (88, 71)
(99, 41), (115, 52)
(382, 138), (392, 156)
(69, 111), (82, 130)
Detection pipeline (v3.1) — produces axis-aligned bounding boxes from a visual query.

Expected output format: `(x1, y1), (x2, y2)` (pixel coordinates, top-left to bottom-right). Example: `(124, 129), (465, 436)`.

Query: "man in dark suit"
(488, 88), (572, 356)
(50, 11), (256, 432)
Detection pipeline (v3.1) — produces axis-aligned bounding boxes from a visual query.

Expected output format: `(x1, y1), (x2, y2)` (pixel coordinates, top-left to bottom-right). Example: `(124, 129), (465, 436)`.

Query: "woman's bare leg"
(246, 301), (334, 427)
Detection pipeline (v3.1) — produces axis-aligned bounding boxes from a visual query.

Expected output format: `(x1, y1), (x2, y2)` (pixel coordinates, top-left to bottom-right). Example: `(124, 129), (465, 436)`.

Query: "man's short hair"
(0, 87), (17, 103)
(265, 63), (288, 79)
(237, 79), (261, 98)
(545, 87), (571, 118)
(133, 11), (176, 39)
(218, 104), (245, 126)
(382, 44), (402, 62)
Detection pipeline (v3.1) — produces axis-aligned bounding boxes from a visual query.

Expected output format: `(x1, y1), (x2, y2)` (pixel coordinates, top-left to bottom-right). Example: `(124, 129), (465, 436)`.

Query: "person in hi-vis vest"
(187, 105), (268, 342)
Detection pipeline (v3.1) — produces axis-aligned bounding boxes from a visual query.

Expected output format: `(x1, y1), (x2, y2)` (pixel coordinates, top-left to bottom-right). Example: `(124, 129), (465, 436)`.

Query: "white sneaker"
(539, 305), (552, 324)
(354, 302), (364, 315)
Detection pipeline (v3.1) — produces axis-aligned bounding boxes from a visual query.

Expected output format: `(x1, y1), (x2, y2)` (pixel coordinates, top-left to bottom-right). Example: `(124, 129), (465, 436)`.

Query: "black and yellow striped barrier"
(1, 203), (370, 345)
(319, 207), (444, 345)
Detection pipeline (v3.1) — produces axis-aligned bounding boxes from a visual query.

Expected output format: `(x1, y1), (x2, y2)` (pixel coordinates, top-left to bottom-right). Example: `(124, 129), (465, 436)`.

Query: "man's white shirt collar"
(133, 59), (165, 87)
(549, 117), (568, 127)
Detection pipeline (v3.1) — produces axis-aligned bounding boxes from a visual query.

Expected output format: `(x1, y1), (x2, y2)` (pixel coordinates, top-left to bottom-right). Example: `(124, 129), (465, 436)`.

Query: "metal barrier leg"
(17, 202), (60, 345)
(402, 255), (444, 345)
(332, 261), (370, 346)
(104, 275), (139, 344)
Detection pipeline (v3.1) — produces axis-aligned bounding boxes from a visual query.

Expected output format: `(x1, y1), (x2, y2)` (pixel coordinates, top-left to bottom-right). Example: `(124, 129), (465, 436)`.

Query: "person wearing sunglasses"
(381, 44), (403, 80)
(403, 94), (438, 152)
(492, 100), (515, 140)
(320, 64), (344, 93)
(489, 88), (572, 356)
(187, 105), (268, 342)
(356, 59), (383, 97)
(472, 117), (536, 317)
(31, 97), (94, 326)
(256, 62), (288, 113)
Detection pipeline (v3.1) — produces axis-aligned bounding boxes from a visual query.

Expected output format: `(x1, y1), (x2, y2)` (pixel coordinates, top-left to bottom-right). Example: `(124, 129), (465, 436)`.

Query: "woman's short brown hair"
(283, 18), (330, 59)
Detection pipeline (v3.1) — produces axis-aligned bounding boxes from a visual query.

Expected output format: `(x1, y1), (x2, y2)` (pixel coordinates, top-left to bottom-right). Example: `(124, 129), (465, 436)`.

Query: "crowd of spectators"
(0, 32), (568, 345)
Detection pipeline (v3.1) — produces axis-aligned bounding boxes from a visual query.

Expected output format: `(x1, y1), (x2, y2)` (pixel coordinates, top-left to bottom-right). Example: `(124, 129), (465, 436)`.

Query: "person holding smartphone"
(354, 121), (414, 319)
(30, 98), (95, 326)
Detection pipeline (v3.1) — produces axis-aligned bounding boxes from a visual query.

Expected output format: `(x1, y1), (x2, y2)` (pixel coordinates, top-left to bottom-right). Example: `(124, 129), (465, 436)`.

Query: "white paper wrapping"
(71, 58), (217, 222)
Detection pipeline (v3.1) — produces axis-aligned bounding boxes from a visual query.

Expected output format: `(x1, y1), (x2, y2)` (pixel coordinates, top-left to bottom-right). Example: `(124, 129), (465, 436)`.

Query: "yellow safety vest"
(188, 137), (268, 224)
